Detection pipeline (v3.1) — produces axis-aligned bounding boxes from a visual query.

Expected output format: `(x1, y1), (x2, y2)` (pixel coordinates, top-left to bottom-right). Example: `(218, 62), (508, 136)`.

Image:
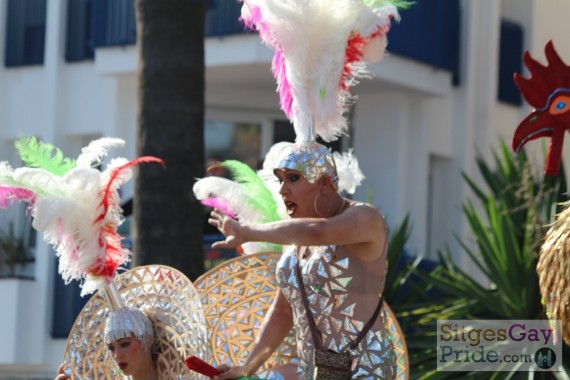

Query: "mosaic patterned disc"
(194, 252), (409, 379)
(194, 252), (298, 374)
(62, 265), (209, 379)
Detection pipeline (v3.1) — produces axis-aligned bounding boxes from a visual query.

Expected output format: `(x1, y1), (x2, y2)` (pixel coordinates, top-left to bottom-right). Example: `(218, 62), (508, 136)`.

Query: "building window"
(5, 0), (46, 67)
(498, 19), (523, 106)
(0, 205), (35, 278)
(91, 0), (136, 48)
(65, 0), (94, 62)
(205, 120), (262, 169)
(0, 142), (36, 278)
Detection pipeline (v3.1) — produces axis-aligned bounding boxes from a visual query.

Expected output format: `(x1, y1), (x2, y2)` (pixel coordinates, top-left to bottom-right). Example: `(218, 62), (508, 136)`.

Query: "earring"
(314, 193), (331, 217)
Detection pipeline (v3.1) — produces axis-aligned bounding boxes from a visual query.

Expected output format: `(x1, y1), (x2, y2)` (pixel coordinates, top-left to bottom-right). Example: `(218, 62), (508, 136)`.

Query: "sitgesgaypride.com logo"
(436, 320), (562, 371)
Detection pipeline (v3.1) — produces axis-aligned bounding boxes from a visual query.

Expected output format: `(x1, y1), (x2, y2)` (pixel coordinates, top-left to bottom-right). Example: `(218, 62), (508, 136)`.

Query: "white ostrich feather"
(0, 161), (13, 177)
(333, 149), (365, 195)
(12, 167), (64, 196)
(76, 137), (125, 168)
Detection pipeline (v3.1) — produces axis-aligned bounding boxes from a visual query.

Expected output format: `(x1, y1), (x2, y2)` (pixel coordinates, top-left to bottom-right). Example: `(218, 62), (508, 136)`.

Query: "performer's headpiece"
(241, 0), (403, 184)
(103, 282), (154, 351)
(512, 40), (570, 176)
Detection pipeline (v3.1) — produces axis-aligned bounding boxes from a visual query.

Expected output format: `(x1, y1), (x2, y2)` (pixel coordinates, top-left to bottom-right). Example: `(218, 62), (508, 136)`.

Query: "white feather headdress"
(241, 0), (401, 142)
(0, 137), (163, 295)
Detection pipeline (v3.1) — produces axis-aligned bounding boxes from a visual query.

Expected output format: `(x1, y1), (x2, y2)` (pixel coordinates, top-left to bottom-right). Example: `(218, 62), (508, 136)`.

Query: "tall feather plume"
(220, 160), (280, 223)
(241, 0), (401, 142)
(97, 156), (165, 223)
(15, 136), (76, 176)
(82, 156), (165, 291)
(76, 137), (126, 168)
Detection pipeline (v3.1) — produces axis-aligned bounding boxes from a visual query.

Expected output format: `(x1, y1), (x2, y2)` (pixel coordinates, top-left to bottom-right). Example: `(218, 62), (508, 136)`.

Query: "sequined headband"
(274, 142), (338, 187)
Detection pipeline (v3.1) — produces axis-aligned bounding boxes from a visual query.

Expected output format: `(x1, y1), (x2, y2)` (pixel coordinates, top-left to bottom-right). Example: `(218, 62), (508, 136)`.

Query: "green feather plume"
(15, 137), (76, 176)
(220, 160), (280, 223)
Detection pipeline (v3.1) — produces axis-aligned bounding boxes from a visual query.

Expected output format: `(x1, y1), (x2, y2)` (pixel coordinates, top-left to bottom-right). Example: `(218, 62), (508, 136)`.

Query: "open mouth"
(285, 201), (297, 216)
(119, 363), (127, 370)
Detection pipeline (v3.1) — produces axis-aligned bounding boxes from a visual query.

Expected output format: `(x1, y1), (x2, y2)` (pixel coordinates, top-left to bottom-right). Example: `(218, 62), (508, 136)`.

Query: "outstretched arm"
(213, 289), (294, 379)
(210, 202), (384, 249)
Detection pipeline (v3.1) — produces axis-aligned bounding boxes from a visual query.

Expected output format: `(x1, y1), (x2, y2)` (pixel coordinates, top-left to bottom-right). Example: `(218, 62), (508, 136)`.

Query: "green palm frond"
(390, 140), (569, 379)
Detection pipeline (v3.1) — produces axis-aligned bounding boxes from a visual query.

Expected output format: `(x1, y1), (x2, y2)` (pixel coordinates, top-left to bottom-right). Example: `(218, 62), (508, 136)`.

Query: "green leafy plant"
(397, 142), (569, 379)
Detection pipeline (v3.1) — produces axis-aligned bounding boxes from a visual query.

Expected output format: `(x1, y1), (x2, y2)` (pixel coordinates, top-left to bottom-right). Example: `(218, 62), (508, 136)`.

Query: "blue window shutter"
(91, 0), (136, 48)
(498, 19), (523, 106)
(50, 256), (90, 338)
(388, 0), (461, 85)
(5, 0), (46, 67)
(23, 0), (46, 64)
(66, 0), (94, 62)
(5, 0), (26, 66)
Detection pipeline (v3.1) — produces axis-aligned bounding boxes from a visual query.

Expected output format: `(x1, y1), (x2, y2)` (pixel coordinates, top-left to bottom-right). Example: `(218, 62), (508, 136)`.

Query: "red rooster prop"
(512, 40), (570, 176)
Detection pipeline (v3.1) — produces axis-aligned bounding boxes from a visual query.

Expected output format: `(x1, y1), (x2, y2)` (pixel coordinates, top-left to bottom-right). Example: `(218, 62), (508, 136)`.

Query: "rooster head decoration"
(512, 41), (570, 176)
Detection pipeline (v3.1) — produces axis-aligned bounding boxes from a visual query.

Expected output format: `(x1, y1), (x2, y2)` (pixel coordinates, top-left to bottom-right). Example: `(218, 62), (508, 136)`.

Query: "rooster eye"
(549, 95), (570, 115)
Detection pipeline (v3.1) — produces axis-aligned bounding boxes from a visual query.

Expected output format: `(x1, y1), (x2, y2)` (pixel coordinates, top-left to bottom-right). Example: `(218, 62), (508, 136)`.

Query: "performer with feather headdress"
(194, 0), (408, 378)
(0, 137), (209, 379)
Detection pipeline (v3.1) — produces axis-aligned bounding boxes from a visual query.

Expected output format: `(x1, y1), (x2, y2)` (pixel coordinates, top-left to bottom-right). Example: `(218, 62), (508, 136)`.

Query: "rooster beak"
(512, 110), (552, 153)
(512, 110), (566, 176)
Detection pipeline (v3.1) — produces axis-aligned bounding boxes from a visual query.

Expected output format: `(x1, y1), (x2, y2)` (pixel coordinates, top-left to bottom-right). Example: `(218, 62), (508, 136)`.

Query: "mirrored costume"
(277, 245), (396, 379)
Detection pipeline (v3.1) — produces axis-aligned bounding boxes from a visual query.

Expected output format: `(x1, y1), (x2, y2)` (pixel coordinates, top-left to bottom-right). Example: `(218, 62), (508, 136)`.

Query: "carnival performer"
(0, 137), (208, 379)
(198, 0), (405, 378)
(55, 305), (158, 380)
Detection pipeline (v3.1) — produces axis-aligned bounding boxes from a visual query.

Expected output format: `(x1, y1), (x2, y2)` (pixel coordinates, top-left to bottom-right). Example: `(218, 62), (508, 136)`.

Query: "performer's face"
(275, 169), (323, 218)
(107, 335), (149, 376)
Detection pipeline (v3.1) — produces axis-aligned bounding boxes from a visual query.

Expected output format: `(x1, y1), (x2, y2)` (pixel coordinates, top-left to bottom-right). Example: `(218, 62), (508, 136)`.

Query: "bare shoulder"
(346, 201), (385, 223)
(339, 201), (388, 261)
(343, 201), (387, 238)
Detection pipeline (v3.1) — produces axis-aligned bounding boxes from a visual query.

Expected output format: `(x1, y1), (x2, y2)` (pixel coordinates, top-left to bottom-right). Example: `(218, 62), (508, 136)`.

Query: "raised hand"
(208, 208), (246, 249)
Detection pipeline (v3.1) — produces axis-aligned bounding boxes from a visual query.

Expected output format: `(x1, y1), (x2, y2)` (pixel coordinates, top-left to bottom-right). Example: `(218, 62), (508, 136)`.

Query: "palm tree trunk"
(133, 0), (206, 280)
